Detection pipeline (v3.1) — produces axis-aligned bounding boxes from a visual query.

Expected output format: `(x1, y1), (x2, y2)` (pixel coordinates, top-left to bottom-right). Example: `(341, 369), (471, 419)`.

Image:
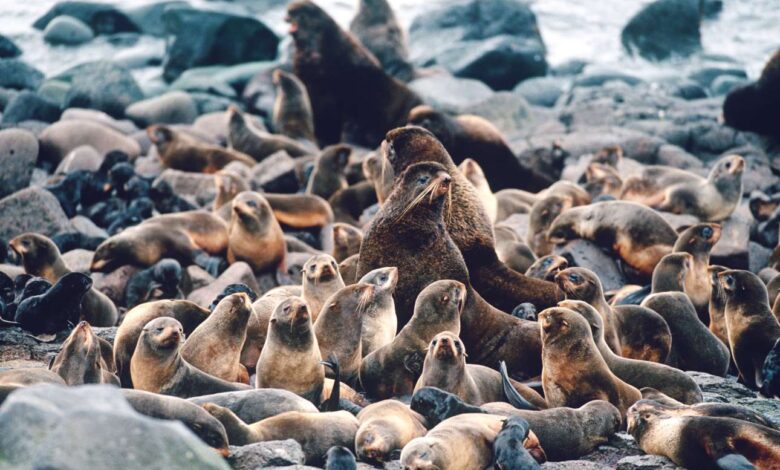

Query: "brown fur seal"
(494, 225), (536, 273)
(359, 279), (464, 399)
(256, 296), (325, 404)
(548, 201), (678, 279)
(355, 399), (427, 463)
(459, 158), (497, 223)
(415, 331), (547, 409)
(339, 253), (360, 285)
(328, 181), (379, 226)
(302, 254), (345, 319)
(560, 300), (703, 404)
(307, 144), (351, 200)
(213, 169), (249, 214)
(540, 306), (642, 423)
(584, 162), (623, 199)
(227, 191), (286, 274)
(528, 181), (591, 256)
(362, 151), (394, 204)
(287, 0), (422, 147)
(673, 223), (721, 321)
(204, 403), (359, 466)
(180, 293), (253, 384)
(349, 0), (414, 82)
(627, 400), (780, 469)
(187, 388), (318, 424)
(331, 223), (363, 262)
(91, 210), (229, 272)
(362, 126), (562, 317)
(114, 299), (209, 387)
(272, 69), (317, 144)
(525, 255), (568, 282)
(638, 391), (777, 428)
(651, 252), (692, 294)
(49, 320), (119, 386)
(227, 106), (312, 160)
(148, 124), (255, 172)
(130, 317), (250, 398)
(10, 233), (118, 326)
(356, 160), (544, 378)
(357, 266), (398, 356)
(642, 292), (730, 377)
(708, 265), (729, 345)
(314, 283), (375, 384)
(621, 155), (745, 222)
(264, 193), (334, 230)
(0, 368), (66, 386)
(495, 188), (535, 222)
(407, 105), (546, 192)
(719, 270), (780, 389)
(556, 267), (672, 363)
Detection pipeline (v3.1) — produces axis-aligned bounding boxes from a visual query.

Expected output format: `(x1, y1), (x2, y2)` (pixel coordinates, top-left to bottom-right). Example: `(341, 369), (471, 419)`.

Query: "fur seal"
(339, 254), (359, 285)
(114, 299), (210, 387)
(560, 299), (703, 404)
(328, 181), (379, 227)
(331, 223), (363, 263)
(642, 292), (730, 377)
(325, 446), (358, 470)
(723, 48), (780, 138)
(359, 279), (464, 399)
(525, 255), (568, 282)
(287, 0), (422, 147)
(228, 191), (287, 274)
(302, 254), (345, 319)
(627, 400), (780, 469)
(584, 162), (623, 199)
(719, 270), (780, 389)
(459, 158), (497, 223)
(494, 225), (536, 274)
(49, 321), (119, 386)
(10, 233), (118, 326)
(187, 388), (318, 424)
(528, 182), (591, 256)
(256, 296), (325, 404)
(349, 0), (414, 82)
(355, 399), (427, 463)
(357, 266), (398, 356)
(548, 201), (678, 279)
(362, 152), (393, 204)
(407, 106), (545, 192)
(708, 265), (730, 346)
(415, 332), (547, 409)
(130, 317), (249, 398)
(264, 193), (334, 231)
(762, 339), (780, 398)
(638, 391), (777, 428)
(213, 169), (249, 214)
(0, 368), (66, 386)
(14, 272), (92, 335)
(180, 293), (253, 384)
(272, 69), (317, 144)
(204, 403), (359, 466)
(227, 106), (312, 160)
(673, 223), (721, 320)
(363, 126), (562, 318)
(307, 144), (352, 200)
(148, 124), (255, 172)
(650, 252), (692, 294)
(539, 306), (642, 423)
(124, 258), (184, 309)
(492, 416), (543, 470)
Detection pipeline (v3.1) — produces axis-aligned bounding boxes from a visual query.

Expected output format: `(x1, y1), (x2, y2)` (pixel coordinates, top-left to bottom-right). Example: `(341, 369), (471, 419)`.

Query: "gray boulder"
(124, 1), (190, 37)
(125, 91), (198, 127)
(0, 128), (39, 198)
(55, 145), (103, 174)
(228, 440), (306, 469)
(1, 91), (61, 124)
(59, 61), (144, 118)
(514, 76), (569, 107)
(38, 119), (141, 167)
(154, 169), (216, 207)
(616, 455), (683, 469)
(248, 151), (299, 194)
(409, 74), (494, 113)
(0, 59), (44, 90)
(621, 0), (702, 61)
(0, 188), (72, 240)
(0, 34), (21, 58)
(43, 15), (95, 45)
(187, 262), (261, 308)
(33, 1), (139, 35)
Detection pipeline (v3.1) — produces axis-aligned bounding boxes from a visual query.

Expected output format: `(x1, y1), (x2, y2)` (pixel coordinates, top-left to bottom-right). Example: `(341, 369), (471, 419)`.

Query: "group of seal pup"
(1, 0), (780, 468)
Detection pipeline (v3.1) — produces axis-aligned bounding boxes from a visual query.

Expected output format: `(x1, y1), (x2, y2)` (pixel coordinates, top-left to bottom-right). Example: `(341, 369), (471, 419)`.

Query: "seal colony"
(1, 0), (779, 468)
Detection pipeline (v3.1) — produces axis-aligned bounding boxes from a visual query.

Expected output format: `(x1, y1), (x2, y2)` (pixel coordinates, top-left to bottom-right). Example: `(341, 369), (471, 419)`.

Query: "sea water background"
(1, 0), (778, 84)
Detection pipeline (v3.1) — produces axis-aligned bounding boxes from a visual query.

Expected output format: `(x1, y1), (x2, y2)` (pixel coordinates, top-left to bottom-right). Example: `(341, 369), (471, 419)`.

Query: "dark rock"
(1, 91), (61, 124)
(43, 15), (94, 45)
(616, 455), (682, 469)
(0, 34), (21, 59)
(687, 371), (756, 400)
(33, 1), (139, 35)
(92, 265), (139, 306)
(228, 440), (306, 469)
(248, 151), (299, 194)
(0, 188), (72, 241)
(161, 6), (278, 82)
(0, 326), (116, 364)
(621, 0), (701, 61)
(514, 76), (568, 107)
(124, 1), (190, 37)
(0, 59), (44, 90)
(554, 239), (626, 292)
(58, 61), (143, 118)
(0, 128), (39, 198)
(665, 79), (708, 100)
(542, 462), (604, 470)
(125, 91), (198, 127)
(191, 92), (236, 115)
(749, 242), (772, 274)
(687, 67), (747, 89)
(408, 74), (494, 113)
(710, 75), (749, 96)
(154, 169), (216, 207)
(0, 88), (19, 111)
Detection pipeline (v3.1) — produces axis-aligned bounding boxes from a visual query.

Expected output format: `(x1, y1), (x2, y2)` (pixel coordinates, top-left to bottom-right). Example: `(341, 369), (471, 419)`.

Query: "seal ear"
(149, 126), (172, 144)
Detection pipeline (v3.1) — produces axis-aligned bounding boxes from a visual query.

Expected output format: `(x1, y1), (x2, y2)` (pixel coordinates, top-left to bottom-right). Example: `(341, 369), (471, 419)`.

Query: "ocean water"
(1, 0), (778, 83)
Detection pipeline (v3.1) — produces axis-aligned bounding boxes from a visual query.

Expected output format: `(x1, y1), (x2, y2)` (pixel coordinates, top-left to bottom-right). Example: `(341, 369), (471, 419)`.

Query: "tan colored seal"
(301, 253), (345, 319)
(50, 320), (119, 386)
(272, 69), (317, 144)
(227, 191), (286, 274)
(148, 124), (255, 172)
(355, 399), (427, 463)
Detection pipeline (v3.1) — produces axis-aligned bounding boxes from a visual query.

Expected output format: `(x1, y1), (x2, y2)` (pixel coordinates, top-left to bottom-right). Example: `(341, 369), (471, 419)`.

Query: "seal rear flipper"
(615, 284), (651, 305)
(320, 353), (341, 411)
(337, 398), (363, 416)
(500, 361), (539, 411)
(715, 454), (756, 470)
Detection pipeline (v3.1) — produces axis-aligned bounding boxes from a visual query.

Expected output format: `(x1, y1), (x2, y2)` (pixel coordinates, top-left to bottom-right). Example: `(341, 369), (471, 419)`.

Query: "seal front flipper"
(193, 251), (228, 278)
(320, 354), (341, 412)
(500, 361), (540, 411)
(715, 454), (757, 470)
(402, 350), (424, 375)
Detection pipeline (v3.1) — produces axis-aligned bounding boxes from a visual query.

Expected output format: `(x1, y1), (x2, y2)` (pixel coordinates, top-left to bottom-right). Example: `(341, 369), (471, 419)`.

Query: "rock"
(125, 91), (198, 127)
(733, 397), (780, 427)
(43, 15), (95, 45)
(124, 1), (190, 37)
(193, 111), (230, 144)
(554, 239), (626, 292)
(687, 67), (747, 89)
(55, 145), (103, 174)
(170, 67), (238, 99)
(154, 169), (216, 207)
(70, 215), (108, 239)
(687, 371), (756, 400)
(134, 155), (164, 178)
(710, 75), (748, 96)
(550, 59), (588, 77)
(749, 242), (772, 274)
(409, 74), (494, 113)
(573, 72), (643, 88)
(39, 119), (141, 167)
(191, 92), (235, 115)
(248, 151), (299, 194)
(187, 265), (216, 292)
(542, 462), (604, 470)
(463, 91), (533, 136)
(409, 0), (546, 90)
(187, 262), (261, 308)
(92, 265), (139, 306)
(61, 108), (138, 135)
(616, 455), (682, 469)
(0, 59), (44, 90)
(33, 1), (139, 35)
(58, 61), (144, 118)
(113, 46), (165, 70)
(1, 91), (61, 124)
(62, 249), (94, 274)
(621, 0), (702, 61)
(514, 76), (568, 107)
(0, 128), (38, 198)
(161, 7), (278, 82)
(228, 440), (306, 469)
(0, 384), (230, 469)
(665, 79), (708, 100)
(711, 205), (752, 269)
(0, 326), (113, 363)
(0, 188), (72, 241)
(36, 79), (70, 107)
(0, 34), (21, 59)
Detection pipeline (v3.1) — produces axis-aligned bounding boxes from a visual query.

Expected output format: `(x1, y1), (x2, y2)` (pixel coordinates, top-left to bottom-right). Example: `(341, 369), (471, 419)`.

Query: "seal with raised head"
(272, 69), (317, 144)
(331, 223), (363, 263)
(148, 124), (256, 172)
(49, 320), (119, 386)
(227, 105), (312, 160)
(307, 144), (352, 200)
(227, 191), (287, 274)
(723, 47), (780, 139)
(673, 222), (721, 321)
(13, 272), (93, 335)
(459, 158), (497, 223)
(707, 265), (730, 345)
(560, 299), (703, 404)
(130, 317), (250, 398)
(525, 255), (568, 282)
(650, 252), (692, 294)
(357, 266), (398, 356)
(355, 399), (427, 463)
(349, 0), (414, 81)
(302, 254), (345, 319)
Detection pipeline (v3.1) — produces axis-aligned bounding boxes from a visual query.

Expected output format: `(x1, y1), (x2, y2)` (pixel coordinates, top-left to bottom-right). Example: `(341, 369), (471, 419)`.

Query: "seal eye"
(542, 257), (552, 267)
(418, 175), (430, 185)
(701, 226), (713, 238)
(380, 275), (387, 283)
(246, 199), (257, 208)
(569, 273), (580, 283)
(21, 239), (30, 247)
(283, 305), (291, 314)
(155, 327), (164, 333)
(431, 339), (437, 346)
